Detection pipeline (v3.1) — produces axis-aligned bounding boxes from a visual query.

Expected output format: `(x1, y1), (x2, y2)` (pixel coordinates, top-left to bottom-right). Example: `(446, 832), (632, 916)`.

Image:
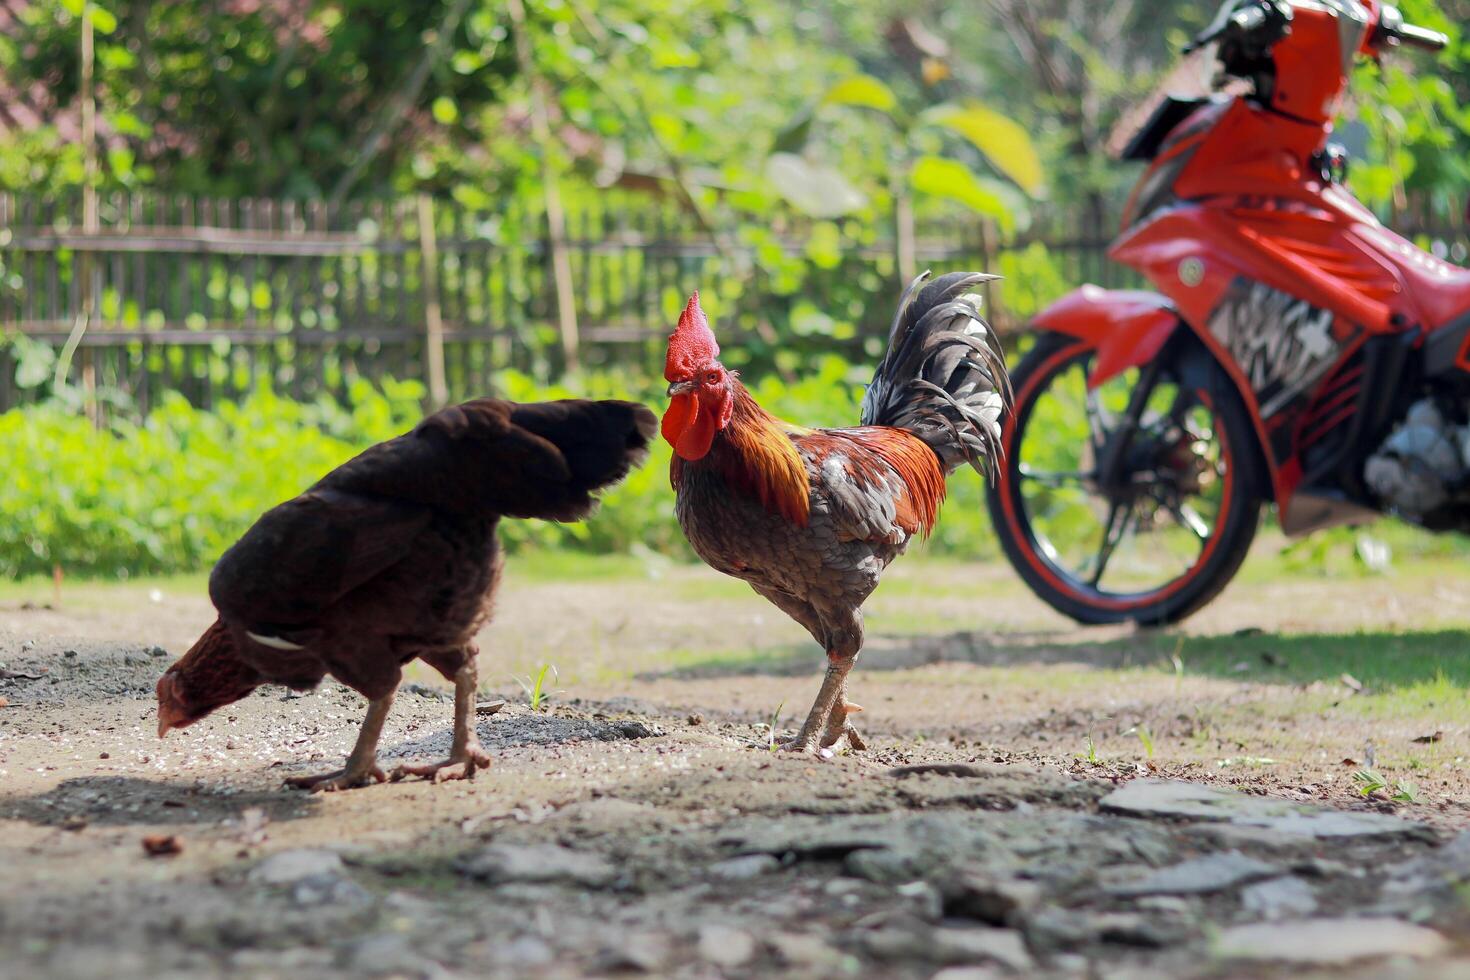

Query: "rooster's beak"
(667, 381), (695, 396)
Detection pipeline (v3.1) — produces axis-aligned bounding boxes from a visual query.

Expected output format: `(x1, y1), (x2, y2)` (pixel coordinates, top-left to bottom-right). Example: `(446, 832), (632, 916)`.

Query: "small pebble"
(141, 834), (183, 857)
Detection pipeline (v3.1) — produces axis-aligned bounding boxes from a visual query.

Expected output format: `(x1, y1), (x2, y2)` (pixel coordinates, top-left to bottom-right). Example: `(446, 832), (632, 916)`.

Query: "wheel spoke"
(1089, 500), (1134, 587)
(1018, 463), (1093, 486)
(1171, 501), (1211, 542)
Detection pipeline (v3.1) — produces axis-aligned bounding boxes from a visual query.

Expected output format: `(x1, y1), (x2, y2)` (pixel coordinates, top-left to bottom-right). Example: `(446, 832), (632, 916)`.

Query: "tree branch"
(327, 0), (473, 208)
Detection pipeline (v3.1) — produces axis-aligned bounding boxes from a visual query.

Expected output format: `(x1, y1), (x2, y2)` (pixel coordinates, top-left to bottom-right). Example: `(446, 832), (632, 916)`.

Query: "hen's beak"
(156, 673), (185, 738)
(667, 381), (695, 396)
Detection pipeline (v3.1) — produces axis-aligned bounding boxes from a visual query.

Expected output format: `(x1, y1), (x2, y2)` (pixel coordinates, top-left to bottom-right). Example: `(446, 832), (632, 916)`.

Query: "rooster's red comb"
(665, 291), (720, 382)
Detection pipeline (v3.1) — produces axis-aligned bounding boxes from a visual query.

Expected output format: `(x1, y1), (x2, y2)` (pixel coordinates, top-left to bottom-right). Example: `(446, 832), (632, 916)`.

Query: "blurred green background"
(1, 0), (1467, 577)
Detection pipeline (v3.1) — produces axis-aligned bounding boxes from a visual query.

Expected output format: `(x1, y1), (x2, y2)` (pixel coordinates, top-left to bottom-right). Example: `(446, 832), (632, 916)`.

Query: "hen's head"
(156, 620), (261, 737)
(663, 292), (734, 461)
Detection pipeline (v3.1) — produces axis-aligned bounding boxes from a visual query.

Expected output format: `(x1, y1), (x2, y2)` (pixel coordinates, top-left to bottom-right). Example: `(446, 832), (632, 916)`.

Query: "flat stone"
(770, 932), (844, 968)
(291, 872), (373, 909)
(1101, 780), (1426, 839)
(941, 873), (1042, 925)
(897, 880), (945, 921)
(340, 934), (442, 978)
(491, 935), (555, 968)
(697, 925), (756, 968)
(858, 927), (931, 961)
(1240, 877), (1318, 919)
(1216, 918), (1448, 963)
(930, 968), (1006, 980)
(600, 932), (670, 973)
(932, 926), (1034, 972)
(1106, 851), (1279, 896)
(709, 854), (780, 880)
(455, 843), (615, 887)
(725, 819), (896, 858)
(250, 849), (344, 885)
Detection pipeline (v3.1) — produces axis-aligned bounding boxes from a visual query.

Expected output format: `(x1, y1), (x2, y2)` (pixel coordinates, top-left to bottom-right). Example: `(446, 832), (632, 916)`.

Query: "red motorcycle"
(987, 0), (1461, 625)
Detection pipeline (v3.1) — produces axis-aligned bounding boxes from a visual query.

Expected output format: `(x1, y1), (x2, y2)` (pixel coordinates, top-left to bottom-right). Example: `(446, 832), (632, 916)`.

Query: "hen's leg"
(393, 654), (493, 783)
(285, 691), (394, 792)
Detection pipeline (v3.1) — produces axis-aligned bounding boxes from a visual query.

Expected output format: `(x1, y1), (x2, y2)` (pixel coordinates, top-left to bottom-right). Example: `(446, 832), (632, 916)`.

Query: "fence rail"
(0, 188), (1464, 413)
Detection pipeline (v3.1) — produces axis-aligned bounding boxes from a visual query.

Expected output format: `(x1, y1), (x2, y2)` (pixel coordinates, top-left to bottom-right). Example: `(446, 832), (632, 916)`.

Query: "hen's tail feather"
(499, 399), (658, 521)
(861, 271), (1012, 477)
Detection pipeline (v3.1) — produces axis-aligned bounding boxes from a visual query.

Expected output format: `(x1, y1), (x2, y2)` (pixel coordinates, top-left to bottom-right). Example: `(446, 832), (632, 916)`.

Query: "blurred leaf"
(911, 155), (1016, 235)
(924, 103), (1046, 196)
(771, 109), (815, 155)
(822, 74), (897, 114)
(13, 338), (56, 389)
(90, 3), (117, 34)
(765, 153), (867, 218)
(804, 221), (844, 270)
(431, 97), (459, 126)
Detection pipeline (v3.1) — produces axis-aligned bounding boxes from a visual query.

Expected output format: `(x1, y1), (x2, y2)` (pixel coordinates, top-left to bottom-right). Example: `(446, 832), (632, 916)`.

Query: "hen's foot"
(392, 742), (493, 783)
(284, 763), (387, 793)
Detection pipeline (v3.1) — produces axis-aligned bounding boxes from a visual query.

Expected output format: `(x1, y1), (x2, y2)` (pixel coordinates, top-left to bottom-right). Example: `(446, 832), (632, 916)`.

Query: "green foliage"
(1352, 767), (1419, 804)
(0, 380), (425, 577)
(3, 1), (516, 197)
(0, 361), (1014, 578)
(1352, 0), (1470, 209)
(515, 663), (560, 711)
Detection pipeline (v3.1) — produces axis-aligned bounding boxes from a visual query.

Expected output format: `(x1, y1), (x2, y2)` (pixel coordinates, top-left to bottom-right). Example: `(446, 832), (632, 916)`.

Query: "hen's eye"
(705, 371), (721, 385)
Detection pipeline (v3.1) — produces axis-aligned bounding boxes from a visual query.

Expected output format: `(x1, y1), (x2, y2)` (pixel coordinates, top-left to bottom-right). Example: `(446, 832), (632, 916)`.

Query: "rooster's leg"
(392, 656), (493, 783)
(782, 654), (865, 756)
(285, 691), (394, 792)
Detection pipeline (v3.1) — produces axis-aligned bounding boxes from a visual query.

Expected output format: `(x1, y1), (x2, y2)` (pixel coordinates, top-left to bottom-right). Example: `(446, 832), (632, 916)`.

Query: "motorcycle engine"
(1364, 399), (1469, 517)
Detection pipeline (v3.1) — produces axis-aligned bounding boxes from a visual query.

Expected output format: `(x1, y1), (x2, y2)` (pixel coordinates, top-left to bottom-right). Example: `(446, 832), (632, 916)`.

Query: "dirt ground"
(4, 552), (1470, 978)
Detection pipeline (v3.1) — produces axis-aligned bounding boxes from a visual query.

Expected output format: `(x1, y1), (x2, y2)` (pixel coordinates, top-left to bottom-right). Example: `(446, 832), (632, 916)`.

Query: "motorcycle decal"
(1207, 278), (1342, 418)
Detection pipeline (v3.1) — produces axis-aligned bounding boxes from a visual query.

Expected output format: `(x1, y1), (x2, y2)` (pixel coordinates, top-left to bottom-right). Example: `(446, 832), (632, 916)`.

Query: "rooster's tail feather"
(860, 271), (1012, 477)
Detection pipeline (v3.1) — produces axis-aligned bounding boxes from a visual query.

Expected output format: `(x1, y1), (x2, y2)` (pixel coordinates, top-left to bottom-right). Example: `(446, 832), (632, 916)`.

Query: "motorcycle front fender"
(1030, 285), (1182, 389)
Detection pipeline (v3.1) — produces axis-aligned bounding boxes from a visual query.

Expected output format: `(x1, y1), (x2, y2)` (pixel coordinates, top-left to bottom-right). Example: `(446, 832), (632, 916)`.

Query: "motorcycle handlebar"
(1376, 5), (1449, 53)
(1395, 22), (1449, 53)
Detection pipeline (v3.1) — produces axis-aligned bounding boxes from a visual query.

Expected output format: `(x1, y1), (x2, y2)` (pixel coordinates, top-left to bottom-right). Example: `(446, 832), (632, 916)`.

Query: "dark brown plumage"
(157, 397), (656, 790)
(663, 273), (1010, 755)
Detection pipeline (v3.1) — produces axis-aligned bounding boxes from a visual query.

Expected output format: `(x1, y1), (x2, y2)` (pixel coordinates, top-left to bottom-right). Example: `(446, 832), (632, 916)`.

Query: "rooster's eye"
(705, 371), (721, 385)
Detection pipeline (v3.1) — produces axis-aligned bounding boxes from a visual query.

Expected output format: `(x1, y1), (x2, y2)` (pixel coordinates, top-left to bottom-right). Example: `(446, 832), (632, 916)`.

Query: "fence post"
(416, 194), (449, 407)
(507, 0), (581, 372)
(78, 1), (99, 427)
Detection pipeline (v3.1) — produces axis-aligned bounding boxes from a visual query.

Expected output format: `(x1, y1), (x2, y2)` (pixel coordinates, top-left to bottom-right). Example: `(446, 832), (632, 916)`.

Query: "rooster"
(663, 272), (1009, 755)
(156, 397), (656, 791)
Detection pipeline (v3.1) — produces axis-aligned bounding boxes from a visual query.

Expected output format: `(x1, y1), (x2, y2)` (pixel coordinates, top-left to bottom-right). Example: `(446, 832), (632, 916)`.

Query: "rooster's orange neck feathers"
(672, 383), (811, 526)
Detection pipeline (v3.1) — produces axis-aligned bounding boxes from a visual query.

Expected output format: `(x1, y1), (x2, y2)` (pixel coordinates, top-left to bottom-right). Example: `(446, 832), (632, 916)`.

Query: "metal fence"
(0, 188), (1462, 413)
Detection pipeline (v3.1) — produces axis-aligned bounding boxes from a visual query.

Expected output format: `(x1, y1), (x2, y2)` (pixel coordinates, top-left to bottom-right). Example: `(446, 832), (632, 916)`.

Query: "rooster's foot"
(821, 701), (866, 752)
(776, 736), (835, 759)
(391, 743), (493, 783)
(284, 763), (387, 793)
(777, 699), (866, 758)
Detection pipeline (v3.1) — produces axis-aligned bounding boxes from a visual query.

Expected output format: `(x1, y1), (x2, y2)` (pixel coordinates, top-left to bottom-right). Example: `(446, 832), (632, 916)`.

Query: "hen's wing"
(326, 397), (654, 521)
(208, 488), (433, 640)
(210, 397), (655, 638)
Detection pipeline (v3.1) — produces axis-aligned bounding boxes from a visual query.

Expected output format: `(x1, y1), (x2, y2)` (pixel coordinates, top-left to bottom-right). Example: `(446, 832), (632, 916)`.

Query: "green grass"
(0, 571), (209, 608)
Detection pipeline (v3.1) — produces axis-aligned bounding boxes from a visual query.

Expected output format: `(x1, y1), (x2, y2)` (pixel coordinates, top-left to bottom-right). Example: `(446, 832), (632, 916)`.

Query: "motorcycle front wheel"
(986, 331), (1265, 626)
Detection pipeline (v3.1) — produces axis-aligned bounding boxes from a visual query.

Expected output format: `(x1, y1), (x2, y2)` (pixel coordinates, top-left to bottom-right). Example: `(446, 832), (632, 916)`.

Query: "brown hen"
(157, 397), (655, 790)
